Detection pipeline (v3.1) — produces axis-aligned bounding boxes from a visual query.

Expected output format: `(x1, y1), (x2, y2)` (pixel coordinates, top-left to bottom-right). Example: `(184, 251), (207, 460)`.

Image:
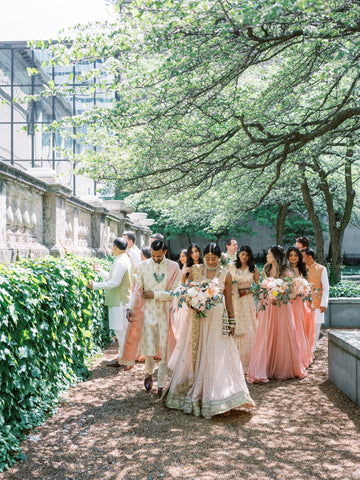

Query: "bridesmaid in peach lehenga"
(164, 243), (254, 419)
(229, 245), (259, 373)
(286, 246), (314, 368)
(247, 245), (306, 383)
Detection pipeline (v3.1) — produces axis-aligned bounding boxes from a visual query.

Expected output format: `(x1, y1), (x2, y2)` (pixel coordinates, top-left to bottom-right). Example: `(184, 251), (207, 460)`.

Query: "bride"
(164, 243), (254, 419)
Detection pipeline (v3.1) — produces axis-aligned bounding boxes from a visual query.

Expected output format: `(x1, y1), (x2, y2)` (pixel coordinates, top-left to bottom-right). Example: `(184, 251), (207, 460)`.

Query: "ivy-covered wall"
(0, 255), (112, 471)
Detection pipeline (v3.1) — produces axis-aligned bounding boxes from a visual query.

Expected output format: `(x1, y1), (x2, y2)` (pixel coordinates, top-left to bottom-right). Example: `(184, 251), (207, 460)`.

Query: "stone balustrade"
(0, 160), (151, 263)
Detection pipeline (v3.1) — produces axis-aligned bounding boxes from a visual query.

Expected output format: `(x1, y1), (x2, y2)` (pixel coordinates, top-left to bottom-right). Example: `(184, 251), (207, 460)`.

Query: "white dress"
(164, 264), (255, 419)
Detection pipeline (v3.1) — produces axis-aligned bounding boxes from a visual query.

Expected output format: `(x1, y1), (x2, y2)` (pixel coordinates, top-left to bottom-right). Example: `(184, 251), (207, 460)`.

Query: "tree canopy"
(32, 0), (360, 281)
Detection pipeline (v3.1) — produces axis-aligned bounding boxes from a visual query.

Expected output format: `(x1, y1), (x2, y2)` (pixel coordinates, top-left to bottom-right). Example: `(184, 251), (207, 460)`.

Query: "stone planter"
(328, 331), (360, 406)
(324, 298), (360, 328)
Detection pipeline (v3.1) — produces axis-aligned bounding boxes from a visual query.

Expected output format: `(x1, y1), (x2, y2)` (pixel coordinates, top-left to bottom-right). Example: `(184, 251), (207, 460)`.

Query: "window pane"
(0, 87), (11, 122)
(0, 49), (11, 85)
(0, 123), (11, 160)
(13, 124), (32, 160)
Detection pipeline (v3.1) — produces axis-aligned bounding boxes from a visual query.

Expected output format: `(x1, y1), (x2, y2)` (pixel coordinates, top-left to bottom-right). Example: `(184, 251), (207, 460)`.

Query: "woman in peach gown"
(229, 245), (259, 373)
(286, 246), (314, 366)
(247, 245), (305, 383)
(165, 243), (255, 419)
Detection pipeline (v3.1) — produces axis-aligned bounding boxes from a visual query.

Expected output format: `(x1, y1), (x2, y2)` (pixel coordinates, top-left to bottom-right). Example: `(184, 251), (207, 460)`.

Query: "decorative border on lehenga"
(165, 390), (255, 420)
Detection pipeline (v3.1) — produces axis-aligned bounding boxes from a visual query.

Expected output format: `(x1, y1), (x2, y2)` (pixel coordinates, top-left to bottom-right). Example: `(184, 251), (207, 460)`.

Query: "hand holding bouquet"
(293, 277), (312, 302)
(252, 276), (292, 309)
(172, 278), (222, 318)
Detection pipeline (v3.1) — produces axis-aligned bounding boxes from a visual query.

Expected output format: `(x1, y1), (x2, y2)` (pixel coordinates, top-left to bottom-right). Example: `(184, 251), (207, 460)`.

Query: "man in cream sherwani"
(88, 237), (132, 367)
(125, 239), (181, 395)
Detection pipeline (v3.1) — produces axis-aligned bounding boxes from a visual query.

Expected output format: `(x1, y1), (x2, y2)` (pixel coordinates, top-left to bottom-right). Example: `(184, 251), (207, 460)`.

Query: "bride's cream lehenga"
(164, 264), (255, 419)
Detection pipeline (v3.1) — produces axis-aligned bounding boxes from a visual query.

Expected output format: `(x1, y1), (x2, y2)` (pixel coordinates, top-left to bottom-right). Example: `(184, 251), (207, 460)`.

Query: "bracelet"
(228, 317), (236, 326)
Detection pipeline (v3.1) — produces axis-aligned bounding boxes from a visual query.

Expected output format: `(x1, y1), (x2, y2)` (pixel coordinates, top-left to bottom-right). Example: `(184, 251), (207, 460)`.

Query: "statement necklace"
(153, 272), (165, 283)
(204, 261), (218, 272)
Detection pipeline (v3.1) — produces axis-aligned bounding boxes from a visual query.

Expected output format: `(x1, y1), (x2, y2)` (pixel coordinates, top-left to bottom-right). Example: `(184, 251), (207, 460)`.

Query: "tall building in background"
(0, 41), (113, 197)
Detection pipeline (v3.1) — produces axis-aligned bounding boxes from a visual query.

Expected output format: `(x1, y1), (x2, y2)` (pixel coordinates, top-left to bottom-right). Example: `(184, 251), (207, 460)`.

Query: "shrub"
(329, 280), (360, 298)
(0, 254), (112, 471)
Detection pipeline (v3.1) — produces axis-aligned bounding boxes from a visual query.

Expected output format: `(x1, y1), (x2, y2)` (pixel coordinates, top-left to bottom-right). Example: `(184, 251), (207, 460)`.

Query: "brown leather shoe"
(118, 364), (133, 371)
(107, 359), (121, 367)
(144, 374), (153, 391)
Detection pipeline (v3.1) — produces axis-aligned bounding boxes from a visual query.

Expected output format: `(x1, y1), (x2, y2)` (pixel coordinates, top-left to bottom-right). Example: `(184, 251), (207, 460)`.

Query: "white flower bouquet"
(172, 278), (222, 318)
(293, 277), (312, 302)
(252, 276), (291, 309)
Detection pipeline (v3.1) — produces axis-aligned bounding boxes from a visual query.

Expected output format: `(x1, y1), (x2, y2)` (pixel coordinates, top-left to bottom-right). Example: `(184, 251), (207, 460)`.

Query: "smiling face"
(179, 251), (187, 265)
(238, 250), (249, 266)
(204, 253), (219, 268)
(288, 250), (300, 267)
(227, 240), (238, 256)
(191, 246), (200, 263)
(151, 248), (167, 264)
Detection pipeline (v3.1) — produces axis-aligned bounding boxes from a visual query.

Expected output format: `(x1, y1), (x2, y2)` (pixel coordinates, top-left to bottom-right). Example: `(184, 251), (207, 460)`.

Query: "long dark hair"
(186, 243), (204, 268)
(286, 246), (307, 278)
(235, 245), (256, 273)
(264, 245), (289, 278)
(178, 248), (187, 269)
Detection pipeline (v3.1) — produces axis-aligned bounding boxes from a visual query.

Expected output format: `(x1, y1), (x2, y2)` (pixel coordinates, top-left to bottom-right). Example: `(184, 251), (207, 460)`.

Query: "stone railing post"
(43, 184), (72, 257)
(91, 207), (108, 258)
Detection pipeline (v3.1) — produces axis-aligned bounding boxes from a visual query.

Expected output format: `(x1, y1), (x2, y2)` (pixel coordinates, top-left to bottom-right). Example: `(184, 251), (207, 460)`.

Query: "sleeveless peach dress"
(290, 274), (314, 368)
(247, 273), (306, 383)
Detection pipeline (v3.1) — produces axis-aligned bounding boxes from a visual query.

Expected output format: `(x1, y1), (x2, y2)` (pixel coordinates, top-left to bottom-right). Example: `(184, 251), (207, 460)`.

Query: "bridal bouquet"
(252, 276), (292, 309)
(293, 277), (312, 302)
(171, 278), (222, 318)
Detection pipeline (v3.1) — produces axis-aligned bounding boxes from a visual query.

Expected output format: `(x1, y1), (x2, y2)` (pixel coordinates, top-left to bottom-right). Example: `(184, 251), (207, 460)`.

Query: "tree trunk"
(276, 203), (289, 245)
(314, 142), (355, 284)
(300, 175), (326, 265)
(327, 227), (343, 285)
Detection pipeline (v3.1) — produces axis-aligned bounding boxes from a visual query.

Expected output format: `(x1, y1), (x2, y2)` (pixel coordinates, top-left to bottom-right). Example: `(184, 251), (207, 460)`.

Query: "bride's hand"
(229, 327), (235, 336)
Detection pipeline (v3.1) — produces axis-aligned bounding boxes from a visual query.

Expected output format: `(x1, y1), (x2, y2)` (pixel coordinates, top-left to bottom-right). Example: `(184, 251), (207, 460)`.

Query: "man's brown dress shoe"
(107, 359), (121, 367)
(118, 364), (133, 371)
(144, 374), (153, 391)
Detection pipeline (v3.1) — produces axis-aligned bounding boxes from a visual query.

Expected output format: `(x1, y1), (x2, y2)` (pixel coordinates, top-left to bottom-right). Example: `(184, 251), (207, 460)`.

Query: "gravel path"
(1, 331), (360, 480)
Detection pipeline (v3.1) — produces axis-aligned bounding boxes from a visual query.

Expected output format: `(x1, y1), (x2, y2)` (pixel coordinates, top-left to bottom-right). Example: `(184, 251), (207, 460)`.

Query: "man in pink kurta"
(120, 240), (181, 395)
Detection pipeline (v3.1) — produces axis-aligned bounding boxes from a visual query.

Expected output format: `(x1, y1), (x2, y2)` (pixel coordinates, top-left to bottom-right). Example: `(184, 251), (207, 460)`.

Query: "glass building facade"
(0, 41), (114, 196)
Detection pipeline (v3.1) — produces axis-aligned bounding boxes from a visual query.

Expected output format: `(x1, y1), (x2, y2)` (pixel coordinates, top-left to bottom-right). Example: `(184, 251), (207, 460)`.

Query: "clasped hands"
(126, 290), (154, 322)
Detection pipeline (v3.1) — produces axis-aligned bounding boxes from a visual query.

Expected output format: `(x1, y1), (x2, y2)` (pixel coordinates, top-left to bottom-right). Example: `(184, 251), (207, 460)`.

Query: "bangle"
(228, 317), (235, 326)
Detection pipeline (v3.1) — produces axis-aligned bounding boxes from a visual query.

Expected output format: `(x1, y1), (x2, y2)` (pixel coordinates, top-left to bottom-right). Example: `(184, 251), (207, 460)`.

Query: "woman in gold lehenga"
(228, 245), (259, 373)
(164, 243), (254, 419)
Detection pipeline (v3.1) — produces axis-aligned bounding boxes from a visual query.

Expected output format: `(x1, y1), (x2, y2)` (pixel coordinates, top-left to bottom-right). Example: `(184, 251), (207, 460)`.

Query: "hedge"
(329, 280), (360, 298)
(0, 254), (112, 471)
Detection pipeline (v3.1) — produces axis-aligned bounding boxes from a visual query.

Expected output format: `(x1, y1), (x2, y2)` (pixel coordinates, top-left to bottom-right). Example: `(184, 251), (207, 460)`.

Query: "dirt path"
(1, 331), (360, 480)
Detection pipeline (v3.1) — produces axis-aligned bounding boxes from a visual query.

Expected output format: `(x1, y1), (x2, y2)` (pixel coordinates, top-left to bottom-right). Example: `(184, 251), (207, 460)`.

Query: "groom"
(121, 239), (181, 395)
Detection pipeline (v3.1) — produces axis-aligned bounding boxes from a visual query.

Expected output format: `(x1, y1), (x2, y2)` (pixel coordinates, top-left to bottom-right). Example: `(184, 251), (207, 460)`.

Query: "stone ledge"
(328, 330), (360, 406)
(328, 331), (360, 359)
(324, 298), (360, 328)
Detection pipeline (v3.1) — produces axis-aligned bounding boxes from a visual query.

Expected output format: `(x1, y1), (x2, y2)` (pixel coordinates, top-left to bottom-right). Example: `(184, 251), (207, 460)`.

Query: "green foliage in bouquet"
(0, 254), (112, 471)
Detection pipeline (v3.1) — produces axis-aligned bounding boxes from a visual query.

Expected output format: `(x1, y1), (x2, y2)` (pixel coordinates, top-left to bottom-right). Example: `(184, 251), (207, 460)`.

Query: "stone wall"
(0, 160), (151, 264)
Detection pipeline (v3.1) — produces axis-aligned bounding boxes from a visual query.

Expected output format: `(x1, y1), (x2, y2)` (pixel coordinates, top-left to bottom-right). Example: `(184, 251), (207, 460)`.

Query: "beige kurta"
(128, 257), (181, 356)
